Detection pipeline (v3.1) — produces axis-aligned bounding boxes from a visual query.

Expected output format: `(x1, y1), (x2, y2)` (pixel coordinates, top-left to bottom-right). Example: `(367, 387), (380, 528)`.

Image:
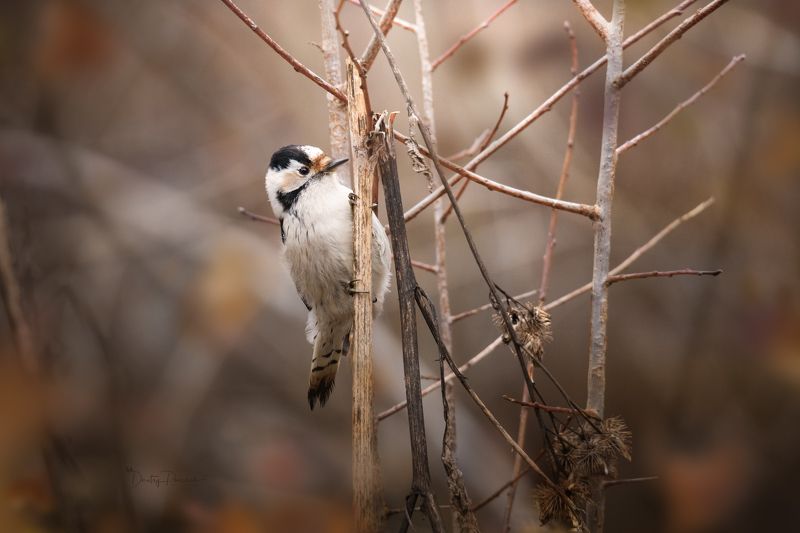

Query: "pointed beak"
(323, 158), (349, 173)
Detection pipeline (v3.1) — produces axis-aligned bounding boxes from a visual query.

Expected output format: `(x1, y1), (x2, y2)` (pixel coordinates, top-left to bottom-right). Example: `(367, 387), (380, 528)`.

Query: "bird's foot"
(344, 279), (369, 295)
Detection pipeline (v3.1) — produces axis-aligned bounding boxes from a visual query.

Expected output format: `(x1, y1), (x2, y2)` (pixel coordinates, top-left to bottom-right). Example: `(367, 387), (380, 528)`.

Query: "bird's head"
(264, 144), (348, 216)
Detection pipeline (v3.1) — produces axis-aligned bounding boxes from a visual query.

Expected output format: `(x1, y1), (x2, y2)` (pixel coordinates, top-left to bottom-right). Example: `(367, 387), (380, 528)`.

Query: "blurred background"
(0, 0), (798, 531)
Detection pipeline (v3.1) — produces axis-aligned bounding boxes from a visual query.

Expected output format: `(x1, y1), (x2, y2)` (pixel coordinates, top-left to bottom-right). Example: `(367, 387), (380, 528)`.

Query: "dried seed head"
(553, 416), (632, 478)
(534, 478), (590, 530)
(492, 301), (552, 359)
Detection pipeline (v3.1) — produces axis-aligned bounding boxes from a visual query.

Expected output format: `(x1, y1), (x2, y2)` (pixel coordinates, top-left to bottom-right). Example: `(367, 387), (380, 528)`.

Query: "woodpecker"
(265, 145), (392, 409)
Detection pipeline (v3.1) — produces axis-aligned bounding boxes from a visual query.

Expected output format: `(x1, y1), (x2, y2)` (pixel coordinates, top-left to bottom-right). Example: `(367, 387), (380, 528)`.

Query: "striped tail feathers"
(307, 323), (350, 410)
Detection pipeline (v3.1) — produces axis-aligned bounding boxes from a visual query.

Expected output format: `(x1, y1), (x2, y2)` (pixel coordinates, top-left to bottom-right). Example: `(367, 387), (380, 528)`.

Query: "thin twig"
(430, 0), (519, 71)
(394, 139), (599, 221)
(217, 0), (346, 101)
(617, 54), (745, 154)
(606, 268), (722, 286)
(503, 396), (592, 416)
(603, 476), (658, 488)
(571, 0), (610, 41)
(442, 92), (510, 222)
(616, 0), (730, 89)
(237, 206), (279, 225)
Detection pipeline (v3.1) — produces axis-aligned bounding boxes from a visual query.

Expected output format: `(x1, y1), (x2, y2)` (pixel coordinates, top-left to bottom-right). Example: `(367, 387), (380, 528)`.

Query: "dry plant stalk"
(346, 59), (383, 532)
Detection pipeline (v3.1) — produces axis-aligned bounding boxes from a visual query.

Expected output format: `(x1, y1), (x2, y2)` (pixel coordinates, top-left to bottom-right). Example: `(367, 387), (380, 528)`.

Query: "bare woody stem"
(587, 0), (625, 420)
(374, 117), (444, 533)
(346, 60), (383, 533)
(586, 2), (625, 531)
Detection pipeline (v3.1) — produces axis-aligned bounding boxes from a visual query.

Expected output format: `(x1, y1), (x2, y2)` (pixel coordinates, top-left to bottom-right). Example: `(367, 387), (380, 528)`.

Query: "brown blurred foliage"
(0, 0), (798, 531)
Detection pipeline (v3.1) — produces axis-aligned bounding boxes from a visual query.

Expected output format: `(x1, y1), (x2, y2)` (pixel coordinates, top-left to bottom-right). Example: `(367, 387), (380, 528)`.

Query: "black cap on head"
(269, 145), (312, 171)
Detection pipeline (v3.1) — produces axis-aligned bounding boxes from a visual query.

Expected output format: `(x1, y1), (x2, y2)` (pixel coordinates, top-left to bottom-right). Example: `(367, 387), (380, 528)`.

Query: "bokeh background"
(1, 0), (798, 531)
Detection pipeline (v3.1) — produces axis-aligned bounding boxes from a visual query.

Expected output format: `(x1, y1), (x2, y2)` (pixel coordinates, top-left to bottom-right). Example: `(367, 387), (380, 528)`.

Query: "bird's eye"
(298, 166), (310, 176)
(511, 312), (519, 325)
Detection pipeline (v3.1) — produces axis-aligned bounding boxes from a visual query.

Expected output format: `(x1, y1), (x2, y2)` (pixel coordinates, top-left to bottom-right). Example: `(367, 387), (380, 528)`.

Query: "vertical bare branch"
(320, 0), (352, 183)
(587, 1), (625, 531)
(346, 59), (383, 532)
(375, 116), (444, 533)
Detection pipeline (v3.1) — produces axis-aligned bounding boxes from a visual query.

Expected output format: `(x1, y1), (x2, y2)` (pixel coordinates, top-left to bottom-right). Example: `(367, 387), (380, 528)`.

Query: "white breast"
(282, 178), (354, 311)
